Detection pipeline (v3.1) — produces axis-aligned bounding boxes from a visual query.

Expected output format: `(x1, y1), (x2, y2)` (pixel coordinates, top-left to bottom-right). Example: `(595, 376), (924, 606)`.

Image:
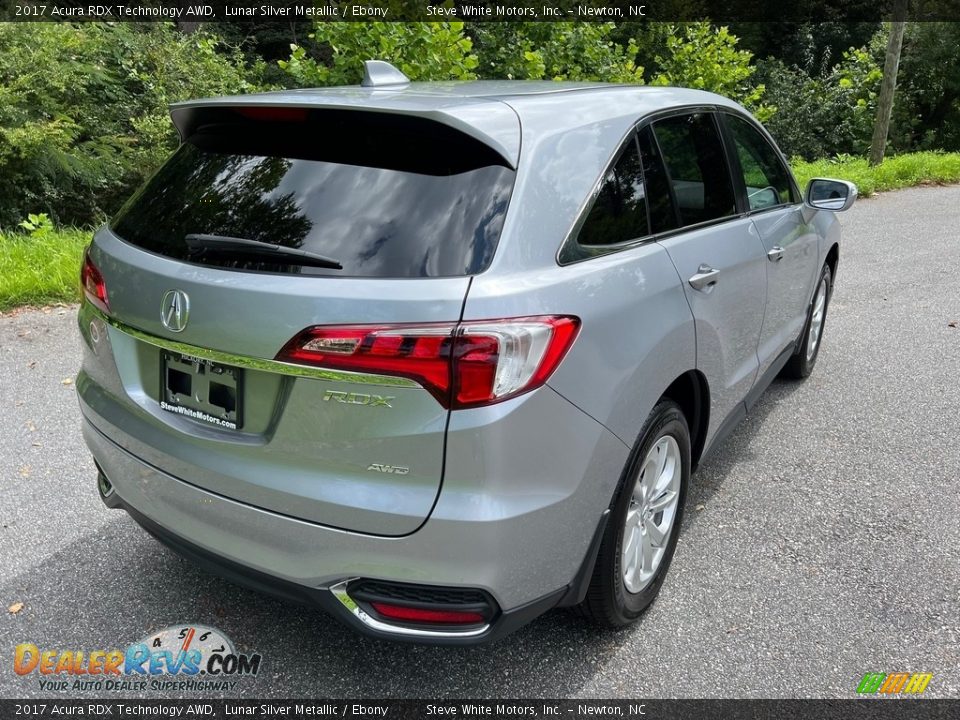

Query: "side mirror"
(804, 178), (857, 212)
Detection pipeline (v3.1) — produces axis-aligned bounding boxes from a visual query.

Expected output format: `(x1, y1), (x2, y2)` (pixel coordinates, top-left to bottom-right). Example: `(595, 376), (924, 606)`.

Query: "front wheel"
(782, 263), (832, 379)
(579, 399), (690, 628)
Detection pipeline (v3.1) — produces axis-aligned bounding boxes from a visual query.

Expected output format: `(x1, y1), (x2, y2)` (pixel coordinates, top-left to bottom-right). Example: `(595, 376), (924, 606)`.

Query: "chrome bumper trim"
(328, 580), (490, 639)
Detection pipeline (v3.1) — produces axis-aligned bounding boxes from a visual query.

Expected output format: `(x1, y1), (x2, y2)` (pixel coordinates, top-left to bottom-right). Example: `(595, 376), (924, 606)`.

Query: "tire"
(580, 399), (691, 628)
(782, 263), (832, 379)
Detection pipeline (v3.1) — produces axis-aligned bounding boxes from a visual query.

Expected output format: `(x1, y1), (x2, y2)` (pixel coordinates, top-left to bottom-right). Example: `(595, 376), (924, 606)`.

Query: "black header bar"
(3, 0), (959, 22)
(2, 699), (959, 719)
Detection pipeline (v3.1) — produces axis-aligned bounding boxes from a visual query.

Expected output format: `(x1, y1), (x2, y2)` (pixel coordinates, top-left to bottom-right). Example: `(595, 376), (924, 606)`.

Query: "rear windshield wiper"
(184, 234), (342, 270)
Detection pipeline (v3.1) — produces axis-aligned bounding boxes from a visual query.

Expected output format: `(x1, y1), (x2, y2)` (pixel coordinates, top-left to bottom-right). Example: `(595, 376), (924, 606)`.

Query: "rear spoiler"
(170, 94), (521, 169)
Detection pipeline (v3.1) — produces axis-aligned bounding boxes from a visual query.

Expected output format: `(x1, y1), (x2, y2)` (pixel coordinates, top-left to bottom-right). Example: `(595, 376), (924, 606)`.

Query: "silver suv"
(77, 61), (855, 644)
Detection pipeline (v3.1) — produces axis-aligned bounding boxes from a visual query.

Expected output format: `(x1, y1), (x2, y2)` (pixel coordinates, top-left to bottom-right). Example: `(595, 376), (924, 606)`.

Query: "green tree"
(0, 23), (262, 228)
(470, 23), (643, 82)
(648, 23), (769, 119)
(892, 22), (960, 151)
(279, 21), (478, 86)
(754, 39), (882, 159)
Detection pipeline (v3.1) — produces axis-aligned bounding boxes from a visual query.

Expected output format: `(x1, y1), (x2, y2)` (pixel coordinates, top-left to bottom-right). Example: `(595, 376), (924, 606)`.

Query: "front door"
(722, 112), (819, 376)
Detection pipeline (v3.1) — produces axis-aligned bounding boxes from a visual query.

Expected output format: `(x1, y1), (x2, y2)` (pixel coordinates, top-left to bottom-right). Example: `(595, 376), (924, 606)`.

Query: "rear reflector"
(276, 316), (579, 409)
(81, 247), (109, 314)
(369, 602), (486, 625)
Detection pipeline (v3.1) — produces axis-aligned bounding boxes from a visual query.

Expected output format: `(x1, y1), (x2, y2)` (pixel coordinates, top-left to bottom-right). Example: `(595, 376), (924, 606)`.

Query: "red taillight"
(81, 247), (109, 314)
(369, 602), (486, 625)
(276, 316), (580, 410)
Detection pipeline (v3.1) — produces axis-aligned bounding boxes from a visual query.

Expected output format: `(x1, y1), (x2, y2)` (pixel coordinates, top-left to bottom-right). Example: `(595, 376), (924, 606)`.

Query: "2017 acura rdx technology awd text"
(77, 60), (856, 643)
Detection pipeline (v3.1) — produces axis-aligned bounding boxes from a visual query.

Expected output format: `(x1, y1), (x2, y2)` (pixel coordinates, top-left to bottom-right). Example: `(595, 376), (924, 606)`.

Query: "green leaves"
(0, 23), (261, 228)
(282, 21), (479, 88)
(471, 23), (643, 83)
(650, 24), (767, 115)
(17, 213), (53, 238)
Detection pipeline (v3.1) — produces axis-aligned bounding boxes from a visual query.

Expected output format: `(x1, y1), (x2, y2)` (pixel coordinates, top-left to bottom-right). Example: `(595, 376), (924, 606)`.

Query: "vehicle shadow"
(682, 376), (807, 521)
(0, 378), (805, 700)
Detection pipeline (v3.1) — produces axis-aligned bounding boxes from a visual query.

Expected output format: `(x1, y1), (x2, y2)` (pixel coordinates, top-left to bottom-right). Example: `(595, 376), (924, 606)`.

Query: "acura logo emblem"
(160, 290), (190, 333)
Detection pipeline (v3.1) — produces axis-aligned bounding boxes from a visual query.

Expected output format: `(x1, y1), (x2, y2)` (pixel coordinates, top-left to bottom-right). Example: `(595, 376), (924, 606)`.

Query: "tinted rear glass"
(111, 109), (515, 278)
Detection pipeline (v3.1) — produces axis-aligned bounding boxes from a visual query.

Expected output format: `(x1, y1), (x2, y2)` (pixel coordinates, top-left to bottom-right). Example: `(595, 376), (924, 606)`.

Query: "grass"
(0, 228), (89, 311)
(1, 151), (960, 311)
(791, 151), (960, 197)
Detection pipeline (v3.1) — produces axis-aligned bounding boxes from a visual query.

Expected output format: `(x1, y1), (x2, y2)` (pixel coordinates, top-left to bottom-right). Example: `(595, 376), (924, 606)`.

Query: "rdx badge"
(323, 390), (394, 408)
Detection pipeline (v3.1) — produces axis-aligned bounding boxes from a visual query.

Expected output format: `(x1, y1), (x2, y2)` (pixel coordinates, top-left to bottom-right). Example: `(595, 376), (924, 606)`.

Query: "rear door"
(639, 112), (767, 444)
(85, 108), (517, 536)
(721, 111), (818, 376)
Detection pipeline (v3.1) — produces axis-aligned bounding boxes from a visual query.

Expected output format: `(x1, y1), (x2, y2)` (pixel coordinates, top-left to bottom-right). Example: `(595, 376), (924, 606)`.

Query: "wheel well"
(662, 371), (709, 471)
(825, 243), (839, 281)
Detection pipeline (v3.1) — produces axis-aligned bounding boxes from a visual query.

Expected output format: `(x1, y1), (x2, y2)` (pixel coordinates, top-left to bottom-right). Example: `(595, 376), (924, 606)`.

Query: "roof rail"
(361, 60), (411, 89)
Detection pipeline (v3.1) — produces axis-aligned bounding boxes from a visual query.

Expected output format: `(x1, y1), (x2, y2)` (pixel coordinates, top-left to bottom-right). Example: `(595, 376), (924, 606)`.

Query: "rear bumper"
(81, 401), (626, 642)
(108, 484), (563, 645)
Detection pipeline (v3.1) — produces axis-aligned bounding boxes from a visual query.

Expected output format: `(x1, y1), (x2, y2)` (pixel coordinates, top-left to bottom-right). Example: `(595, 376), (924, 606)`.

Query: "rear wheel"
(783, 263), (832, 379)
(580, 400), (690, 628)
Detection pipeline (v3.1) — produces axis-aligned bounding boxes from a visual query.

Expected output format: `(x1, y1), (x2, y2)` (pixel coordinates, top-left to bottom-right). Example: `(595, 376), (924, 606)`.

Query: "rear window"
(110, 109), (515, 278)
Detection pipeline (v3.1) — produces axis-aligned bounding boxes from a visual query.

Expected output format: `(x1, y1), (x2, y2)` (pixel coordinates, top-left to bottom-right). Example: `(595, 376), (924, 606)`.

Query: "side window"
(576, 136), (650, 247)
(726, 114), (797, 210)
(651, 113), (736, 228)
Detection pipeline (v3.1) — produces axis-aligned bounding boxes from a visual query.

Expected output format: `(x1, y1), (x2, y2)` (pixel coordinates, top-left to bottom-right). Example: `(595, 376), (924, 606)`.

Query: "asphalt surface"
(1, 185), (959, 699)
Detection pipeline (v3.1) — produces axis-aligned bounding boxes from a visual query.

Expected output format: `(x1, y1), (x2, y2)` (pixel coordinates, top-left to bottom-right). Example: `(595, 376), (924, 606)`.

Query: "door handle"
(688, 264), (720, 292)
(767, 246), (785, 262)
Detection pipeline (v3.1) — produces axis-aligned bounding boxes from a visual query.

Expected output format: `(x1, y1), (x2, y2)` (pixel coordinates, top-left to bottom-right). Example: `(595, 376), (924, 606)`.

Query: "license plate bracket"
(160, 352), (243, 430)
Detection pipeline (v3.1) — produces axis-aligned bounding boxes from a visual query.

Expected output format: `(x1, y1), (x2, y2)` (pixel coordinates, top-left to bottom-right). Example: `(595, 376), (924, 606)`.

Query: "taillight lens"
(276, 316), (579, 409)
(80, 247), (109, 314)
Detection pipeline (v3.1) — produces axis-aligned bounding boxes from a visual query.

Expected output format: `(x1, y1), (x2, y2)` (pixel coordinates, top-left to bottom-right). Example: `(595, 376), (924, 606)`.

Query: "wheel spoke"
(640, 531), (654, 573)
(645, 517), (668, 547)
(622, 526), (639, 571)
(814, 287), (825, 316)
(654, 439), (669, 484)
(647, 489), (676, 513)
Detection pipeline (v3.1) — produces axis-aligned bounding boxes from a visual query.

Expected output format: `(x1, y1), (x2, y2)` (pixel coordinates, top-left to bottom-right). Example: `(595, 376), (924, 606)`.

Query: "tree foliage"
(892, 22), (960, 151)
(4, 19), (960, 232)
(755, 36), (884, 159)
(470, 23), (643, 82)
(646, 23), (768, 118)
(279, 21), (478, 86)
(0, 22), (262, 228)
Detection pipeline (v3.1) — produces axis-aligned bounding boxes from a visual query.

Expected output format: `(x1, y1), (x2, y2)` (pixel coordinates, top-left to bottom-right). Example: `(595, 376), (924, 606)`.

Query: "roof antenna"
(361, 60), (411, 89)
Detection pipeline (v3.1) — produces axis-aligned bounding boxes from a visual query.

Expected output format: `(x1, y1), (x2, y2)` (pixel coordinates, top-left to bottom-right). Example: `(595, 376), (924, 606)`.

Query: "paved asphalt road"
(1, 186), (959, 700)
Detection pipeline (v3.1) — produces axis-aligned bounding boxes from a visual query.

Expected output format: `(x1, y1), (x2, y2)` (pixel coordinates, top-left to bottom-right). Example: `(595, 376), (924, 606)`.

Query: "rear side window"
(576, 137), (650, 247)
(651, 113), (736, 228)
(111, 109), (515, 278)
(725, 114), (798, 210)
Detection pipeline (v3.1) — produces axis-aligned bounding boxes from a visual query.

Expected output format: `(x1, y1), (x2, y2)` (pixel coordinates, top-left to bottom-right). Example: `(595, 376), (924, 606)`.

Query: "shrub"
(280, 21), (478, 86)
(0, 23), (263, 229)
(470, 23), (643, 82)
(753, 34), (883, 160)
(648, 24), (769, 119)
